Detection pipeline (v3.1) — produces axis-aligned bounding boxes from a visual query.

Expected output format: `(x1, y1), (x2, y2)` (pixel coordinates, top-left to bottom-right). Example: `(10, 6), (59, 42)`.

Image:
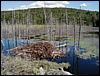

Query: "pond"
(51, 46), (99, 75)
(1, 34), (99, 75)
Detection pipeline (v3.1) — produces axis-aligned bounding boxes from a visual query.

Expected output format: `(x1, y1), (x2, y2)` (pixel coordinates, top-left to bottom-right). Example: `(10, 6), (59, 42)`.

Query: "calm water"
(51, 46), (99, 75)
(1, 36), (99, 75)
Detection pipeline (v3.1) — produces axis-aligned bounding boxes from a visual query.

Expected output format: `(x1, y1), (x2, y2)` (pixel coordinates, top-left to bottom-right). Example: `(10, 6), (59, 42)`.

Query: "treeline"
(1, 8), (99, 27)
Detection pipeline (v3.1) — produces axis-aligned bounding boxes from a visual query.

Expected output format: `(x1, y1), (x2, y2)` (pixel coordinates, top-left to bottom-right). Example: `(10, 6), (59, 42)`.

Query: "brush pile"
(10, 42), (64, 60)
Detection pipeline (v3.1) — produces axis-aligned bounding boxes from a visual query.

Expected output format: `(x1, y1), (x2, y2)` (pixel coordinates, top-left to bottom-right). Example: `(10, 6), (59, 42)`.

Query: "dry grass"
(75, 38), (99, 59)
(1, 54), (70, 75)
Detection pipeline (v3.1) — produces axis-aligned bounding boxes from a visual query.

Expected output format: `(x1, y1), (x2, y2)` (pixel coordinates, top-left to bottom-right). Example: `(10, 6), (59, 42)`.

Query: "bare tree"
(43, 1), (47, 41)
(76, 6), (82, 75)
(65, 8), (68, 52)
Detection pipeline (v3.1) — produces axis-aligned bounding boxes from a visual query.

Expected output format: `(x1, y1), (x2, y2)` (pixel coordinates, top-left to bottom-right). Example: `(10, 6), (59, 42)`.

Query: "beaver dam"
(1, 3), (99, 75)
(10, 42), (64, 60)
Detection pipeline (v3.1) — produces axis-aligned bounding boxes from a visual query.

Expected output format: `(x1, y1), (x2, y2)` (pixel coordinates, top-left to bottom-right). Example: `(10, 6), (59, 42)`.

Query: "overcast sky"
(1, 1), (99, 11)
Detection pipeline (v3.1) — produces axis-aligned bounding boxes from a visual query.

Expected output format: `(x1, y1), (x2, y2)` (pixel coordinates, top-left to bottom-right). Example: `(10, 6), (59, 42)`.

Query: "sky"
(1, 1), (99, 11)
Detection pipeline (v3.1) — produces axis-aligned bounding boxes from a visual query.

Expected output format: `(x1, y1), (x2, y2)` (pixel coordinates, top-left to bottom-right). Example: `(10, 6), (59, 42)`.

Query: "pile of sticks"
(10, 42), (64, 60)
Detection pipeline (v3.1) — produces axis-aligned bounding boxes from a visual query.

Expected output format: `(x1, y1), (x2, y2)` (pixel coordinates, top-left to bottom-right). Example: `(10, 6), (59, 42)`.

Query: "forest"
(1, 8), (99, 27)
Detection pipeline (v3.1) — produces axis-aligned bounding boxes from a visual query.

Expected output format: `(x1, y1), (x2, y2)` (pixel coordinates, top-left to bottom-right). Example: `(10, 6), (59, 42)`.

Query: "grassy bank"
(1, 54), (70, 75)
